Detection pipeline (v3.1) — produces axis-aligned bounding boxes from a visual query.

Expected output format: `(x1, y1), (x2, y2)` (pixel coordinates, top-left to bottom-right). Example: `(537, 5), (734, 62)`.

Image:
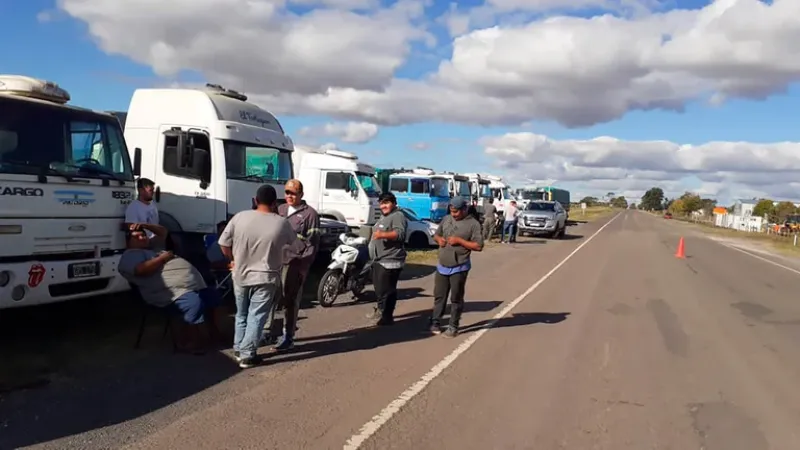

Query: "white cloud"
(55, 0), (800, 128)
(482, 132), (800, 202)
(298, 121), (379, 143)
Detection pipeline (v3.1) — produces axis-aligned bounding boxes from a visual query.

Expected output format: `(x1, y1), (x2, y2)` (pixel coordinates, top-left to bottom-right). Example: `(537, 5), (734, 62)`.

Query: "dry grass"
(569, 206), (616, 223)
(405, 248), (439, 264)
(673, 216), (800, 257)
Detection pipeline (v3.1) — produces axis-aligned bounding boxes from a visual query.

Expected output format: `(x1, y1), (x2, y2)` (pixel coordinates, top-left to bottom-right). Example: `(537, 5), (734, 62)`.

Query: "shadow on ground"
(460, 312), (571, 333)
(0, 293), (241, 448)
(271, 301), (504, 364)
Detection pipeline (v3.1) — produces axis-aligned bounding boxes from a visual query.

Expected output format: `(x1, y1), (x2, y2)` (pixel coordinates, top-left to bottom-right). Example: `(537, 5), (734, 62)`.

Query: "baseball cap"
(450, 196), (467, 210)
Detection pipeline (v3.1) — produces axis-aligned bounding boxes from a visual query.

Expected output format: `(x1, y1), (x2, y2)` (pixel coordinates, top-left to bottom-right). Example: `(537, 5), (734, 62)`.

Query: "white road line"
(343, 213), (621, 449)
(720, 242), (800, 276)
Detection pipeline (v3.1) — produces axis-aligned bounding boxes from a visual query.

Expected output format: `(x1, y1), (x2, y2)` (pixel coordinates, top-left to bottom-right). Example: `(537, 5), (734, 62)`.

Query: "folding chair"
(131, 287), (178, 351)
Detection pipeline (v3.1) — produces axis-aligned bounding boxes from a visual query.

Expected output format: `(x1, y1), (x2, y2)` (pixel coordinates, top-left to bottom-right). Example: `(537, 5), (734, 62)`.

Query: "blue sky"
(4, 0), (799, 204)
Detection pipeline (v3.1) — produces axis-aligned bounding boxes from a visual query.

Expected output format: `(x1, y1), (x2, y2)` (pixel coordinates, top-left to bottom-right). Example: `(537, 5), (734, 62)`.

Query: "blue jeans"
(233, 283), (279, 359)
(501, 220), (517, 242)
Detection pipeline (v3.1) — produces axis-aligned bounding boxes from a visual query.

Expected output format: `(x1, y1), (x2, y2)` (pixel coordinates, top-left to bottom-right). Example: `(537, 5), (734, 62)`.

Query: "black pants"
(373, 264), (402, 320)
(431, 270), (469, 328)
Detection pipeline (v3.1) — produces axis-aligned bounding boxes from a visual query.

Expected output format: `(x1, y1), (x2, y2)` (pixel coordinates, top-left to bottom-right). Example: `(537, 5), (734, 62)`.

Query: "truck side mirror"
(132, 147), (142, 177)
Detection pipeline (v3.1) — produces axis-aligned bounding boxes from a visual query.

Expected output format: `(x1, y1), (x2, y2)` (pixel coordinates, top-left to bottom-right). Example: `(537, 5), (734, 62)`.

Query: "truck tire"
(409, 232), (429, 249)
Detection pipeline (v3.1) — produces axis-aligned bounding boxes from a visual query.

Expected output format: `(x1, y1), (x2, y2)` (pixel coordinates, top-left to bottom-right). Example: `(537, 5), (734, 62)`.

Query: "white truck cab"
(485, 174), (513, 214)
(119, 83), (296, 261)
(464, 173), (493, 215)
(0, 75), (136, 309)
(293, 146), (380, 228)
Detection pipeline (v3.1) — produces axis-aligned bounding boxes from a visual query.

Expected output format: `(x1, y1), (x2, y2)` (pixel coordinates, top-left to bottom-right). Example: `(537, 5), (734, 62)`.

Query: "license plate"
(68, 261), (100, 279)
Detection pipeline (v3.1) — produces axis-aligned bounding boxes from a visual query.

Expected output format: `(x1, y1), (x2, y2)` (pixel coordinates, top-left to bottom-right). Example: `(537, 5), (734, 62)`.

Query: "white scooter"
(316, 233), (373, 307)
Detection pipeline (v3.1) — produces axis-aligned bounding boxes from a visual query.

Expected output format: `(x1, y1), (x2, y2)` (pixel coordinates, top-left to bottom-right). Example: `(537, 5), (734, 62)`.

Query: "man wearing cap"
(430, 196), (484, 337)
(367, 192), (408, 326)
(218, 185), (296, 369)
(271, 179), (320, 351)
(125, 178), (158, 237)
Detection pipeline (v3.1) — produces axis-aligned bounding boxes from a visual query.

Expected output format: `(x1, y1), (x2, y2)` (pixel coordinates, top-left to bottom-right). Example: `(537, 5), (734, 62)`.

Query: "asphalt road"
(3, 210), (800, 449)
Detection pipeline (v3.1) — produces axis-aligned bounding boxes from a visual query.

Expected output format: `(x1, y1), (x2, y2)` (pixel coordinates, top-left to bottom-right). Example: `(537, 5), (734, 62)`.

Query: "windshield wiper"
(58, 163), (125, 184)
(42, 165), (76, 182)
(229, 174), (267, 181)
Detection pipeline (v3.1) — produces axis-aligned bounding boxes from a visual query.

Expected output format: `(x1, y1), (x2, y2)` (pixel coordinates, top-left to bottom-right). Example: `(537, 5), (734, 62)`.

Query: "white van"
(293, 146), (380, 229)
(0, 75), (136, 308)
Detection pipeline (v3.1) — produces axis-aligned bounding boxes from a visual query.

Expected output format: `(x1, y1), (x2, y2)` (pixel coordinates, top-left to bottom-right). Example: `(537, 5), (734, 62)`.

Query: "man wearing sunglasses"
(272, 179), (321, 351)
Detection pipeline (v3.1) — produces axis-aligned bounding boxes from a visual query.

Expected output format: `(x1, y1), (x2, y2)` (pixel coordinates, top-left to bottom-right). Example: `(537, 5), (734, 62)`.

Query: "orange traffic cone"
(675, 237), (686, 259)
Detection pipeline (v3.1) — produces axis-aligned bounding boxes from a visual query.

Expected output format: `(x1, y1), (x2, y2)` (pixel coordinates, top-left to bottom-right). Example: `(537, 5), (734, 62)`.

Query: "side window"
(390, 178), (408, 192)
(410, 179), (429, 194)
(162, 131), (211, 180)
(325, 172), (351, 190)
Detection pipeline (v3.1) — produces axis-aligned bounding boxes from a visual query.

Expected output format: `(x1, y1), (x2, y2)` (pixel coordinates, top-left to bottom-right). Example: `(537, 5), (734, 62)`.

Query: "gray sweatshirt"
(369, 208), (408, 268)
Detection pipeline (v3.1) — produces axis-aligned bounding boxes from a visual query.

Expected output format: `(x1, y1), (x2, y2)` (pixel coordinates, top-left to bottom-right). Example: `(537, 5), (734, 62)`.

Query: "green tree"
(579, 196), (598, 206)
(610, 196), (628, 208)
(699, 198), (717, 216)
(668, 198), (685, 215)
(640, 187), (665, 211)
(752, 199), (775, 218)
(679, 192), (703, 214)
(773, 201), (797, 222)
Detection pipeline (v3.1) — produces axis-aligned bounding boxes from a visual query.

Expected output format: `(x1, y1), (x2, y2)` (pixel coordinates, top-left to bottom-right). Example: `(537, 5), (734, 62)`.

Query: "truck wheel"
(409, 232), (429, 249)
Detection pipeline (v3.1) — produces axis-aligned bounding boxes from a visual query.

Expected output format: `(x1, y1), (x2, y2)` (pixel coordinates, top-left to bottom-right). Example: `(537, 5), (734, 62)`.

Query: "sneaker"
(374, 316), (394, 326)
(233, 351), (241, 362)
(366, 307), (383, 320)
(443, 326), (459, 338)
(274, 335), (295, 351)
(429, 323), (443, 335)
(238, 355), (263, 369)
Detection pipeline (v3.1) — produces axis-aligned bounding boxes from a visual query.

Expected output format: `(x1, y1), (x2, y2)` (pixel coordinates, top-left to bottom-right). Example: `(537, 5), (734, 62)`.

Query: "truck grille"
(34, 234), (115, 254)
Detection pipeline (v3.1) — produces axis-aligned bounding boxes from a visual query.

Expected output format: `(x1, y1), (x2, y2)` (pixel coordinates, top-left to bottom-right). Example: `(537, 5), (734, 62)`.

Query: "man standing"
(501, 200), (519, 243)
(125, 178), (158, 237)
(273, 179), (320, 351)
(482, 198), (497, 241)
(368, 192), (408, 326)
(218, 185), (296, 369)
(430, 197), (483, 337)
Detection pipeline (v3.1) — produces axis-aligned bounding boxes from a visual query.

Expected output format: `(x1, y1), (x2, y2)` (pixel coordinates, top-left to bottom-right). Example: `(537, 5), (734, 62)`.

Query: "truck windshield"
(431, 177), (449, 198)
(527, 202), (555, 211)
(491, 187), (510, 200)
(520, 190), (542, 200)
(455, 180), (471, 198)
(479, 183), (491, 198)
(356, 172), (381, 197)
(0, 96), (133, 180)
(224, 141), (292, 182)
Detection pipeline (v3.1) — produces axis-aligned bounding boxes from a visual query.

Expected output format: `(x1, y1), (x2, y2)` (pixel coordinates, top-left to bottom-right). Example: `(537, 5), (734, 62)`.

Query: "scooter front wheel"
(318, 269), (343, 308)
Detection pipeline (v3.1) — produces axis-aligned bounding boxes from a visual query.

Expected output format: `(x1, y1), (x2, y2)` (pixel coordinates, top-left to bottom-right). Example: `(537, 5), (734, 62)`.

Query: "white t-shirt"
(503, 204), (519, 221)
(125, 200), (159, 237)
(287, 205), (297, 216)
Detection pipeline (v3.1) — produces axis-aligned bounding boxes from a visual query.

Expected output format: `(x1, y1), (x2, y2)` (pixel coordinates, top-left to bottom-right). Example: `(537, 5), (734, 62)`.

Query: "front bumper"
(517, 218), (557, 234)
(0, 255), (131, 309)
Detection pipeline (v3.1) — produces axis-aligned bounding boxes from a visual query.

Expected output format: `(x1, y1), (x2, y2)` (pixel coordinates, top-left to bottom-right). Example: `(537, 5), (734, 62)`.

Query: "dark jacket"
(278, 202), (320, 270)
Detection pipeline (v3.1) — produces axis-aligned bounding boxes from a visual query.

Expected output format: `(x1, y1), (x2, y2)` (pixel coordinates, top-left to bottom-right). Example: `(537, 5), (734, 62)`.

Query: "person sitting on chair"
(119, 222), (222, 354)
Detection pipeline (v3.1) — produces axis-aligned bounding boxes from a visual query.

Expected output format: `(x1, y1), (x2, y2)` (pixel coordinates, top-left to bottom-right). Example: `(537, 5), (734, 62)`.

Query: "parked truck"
(484, 174), (514, 215)
(116, 83), (347, 264)
(0, 75), (137, 309)
(525, 186), (571, 217)
(292, 146), (380, 229)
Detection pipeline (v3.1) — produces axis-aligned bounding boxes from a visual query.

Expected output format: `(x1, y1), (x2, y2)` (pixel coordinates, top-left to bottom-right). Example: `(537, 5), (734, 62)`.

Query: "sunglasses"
(285, 190), (298, 196)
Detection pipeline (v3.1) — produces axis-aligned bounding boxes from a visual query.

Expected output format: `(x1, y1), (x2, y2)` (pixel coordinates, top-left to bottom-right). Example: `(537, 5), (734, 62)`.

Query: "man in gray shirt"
(218, 185), (296, 369)
(482, 198), (497, 241)
(430, 196), (484, 337)
(119, 222), (222, 354)
(367, 192), (408, 326)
